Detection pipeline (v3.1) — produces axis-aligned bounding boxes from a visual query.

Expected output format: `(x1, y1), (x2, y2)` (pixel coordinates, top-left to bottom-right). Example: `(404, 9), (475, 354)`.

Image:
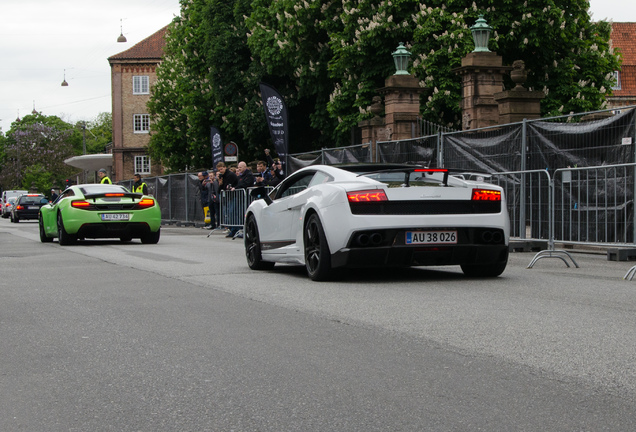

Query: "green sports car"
(39, 184), (161, 245)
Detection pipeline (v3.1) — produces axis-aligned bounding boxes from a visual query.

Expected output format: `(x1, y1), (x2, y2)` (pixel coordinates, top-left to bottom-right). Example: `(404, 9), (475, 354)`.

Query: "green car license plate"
(101, 213), (130, 221)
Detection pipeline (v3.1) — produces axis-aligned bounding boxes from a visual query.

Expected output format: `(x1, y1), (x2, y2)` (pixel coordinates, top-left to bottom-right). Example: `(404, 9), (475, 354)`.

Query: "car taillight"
(16, 205), (24, 210)
(105, 193), (125, 197)
(71, 200), (93, 208)
(472, 189), (501, 201)
(347, 190), (388, 202)
(136, 198), (155, 209)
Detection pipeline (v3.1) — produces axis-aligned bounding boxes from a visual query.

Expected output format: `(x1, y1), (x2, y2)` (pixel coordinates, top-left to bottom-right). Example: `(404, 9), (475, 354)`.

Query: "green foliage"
(21, 163), (55, 194)
(0, 114), (85, 190)
(147, 0), (209, 171)
(147, 0), (620, 168)
(80, 112), (113, 154)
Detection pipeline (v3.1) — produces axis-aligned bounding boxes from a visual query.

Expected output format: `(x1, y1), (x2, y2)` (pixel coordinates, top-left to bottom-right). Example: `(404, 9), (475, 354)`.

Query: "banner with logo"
(210, 126), (224, 168)
(259, 82), (289, 159)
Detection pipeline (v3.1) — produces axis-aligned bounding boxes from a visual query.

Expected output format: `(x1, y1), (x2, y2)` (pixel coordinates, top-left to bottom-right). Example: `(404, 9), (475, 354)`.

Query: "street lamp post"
(470, 15), (493, 53)
(391, 43), (412, 75)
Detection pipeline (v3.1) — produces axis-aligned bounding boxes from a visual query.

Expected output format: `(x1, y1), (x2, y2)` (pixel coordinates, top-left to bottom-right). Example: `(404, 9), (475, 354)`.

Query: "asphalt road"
(1, 219), (635, 431)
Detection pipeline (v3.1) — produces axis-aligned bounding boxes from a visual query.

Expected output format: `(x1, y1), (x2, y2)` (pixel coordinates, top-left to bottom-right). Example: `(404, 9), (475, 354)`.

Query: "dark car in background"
(11, 194), (48, 223)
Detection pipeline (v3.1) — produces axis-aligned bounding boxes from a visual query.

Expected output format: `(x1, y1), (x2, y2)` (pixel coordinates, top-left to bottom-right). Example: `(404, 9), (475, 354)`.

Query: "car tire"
(304, 213), (334, 281)
(13, 215), (19, 223)
(120, 236), (132, 242)
(461, 253), (508, 277)
(245, 215), (274, 270)
(39, 216), (53, 243)
(141, 228), (160, 244)
(57, 213), (76, 246)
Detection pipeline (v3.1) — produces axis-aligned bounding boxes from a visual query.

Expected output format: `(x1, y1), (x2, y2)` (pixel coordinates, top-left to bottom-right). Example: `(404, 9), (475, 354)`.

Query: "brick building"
(107, 26), (168, 182)
(608, 22), (636, 109)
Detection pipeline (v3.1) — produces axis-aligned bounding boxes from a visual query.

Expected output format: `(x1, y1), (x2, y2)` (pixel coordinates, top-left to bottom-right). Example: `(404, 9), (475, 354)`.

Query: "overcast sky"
(1, 0), (634, 134)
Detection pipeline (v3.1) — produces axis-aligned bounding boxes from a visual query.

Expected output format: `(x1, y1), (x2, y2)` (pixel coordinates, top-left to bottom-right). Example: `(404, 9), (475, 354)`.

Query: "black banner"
(259, 82), (289, 159)
(210, 126), (223, 168)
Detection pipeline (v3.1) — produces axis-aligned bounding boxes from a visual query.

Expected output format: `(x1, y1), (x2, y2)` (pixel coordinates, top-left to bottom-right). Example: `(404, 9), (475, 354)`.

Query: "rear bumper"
(14, 210), (40, 220)
(332, 244), (509, 268)
(62, 206), (162, 234)
(331, 227), (508, 268)
(75, 222), (154, 239)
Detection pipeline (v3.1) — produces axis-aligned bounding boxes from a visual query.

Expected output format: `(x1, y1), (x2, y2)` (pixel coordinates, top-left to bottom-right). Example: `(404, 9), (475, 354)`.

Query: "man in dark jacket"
(264, 149), (285, 182)
(198, 171), (212, 229)
(254, 160), (272, 186)
(208, 170), (221, 229)
(216, 162), (240, 237)
(233, 161), (255, 190)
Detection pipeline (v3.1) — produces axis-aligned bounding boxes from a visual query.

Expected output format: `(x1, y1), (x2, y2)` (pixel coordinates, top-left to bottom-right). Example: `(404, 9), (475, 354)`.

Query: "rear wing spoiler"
(355, 167), (494, 187)
(83, 192), (144, 201)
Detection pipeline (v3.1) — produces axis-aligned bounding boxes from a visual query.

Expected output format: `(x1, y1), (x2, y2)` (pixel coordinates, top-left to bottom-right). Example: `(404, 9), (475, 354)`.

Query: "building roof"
(108, 25), (168, 63)
(610, 22), (636, 97)
(611, 22), (636, 66)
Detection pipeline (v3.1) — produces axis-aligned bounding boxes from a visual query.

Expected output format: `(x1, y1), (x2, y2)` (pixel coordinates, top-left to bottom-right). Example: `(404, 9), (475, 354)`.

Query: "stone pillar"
(453, 52), (511, 130)
(378, 74), (423, 141)
(358, 74), (423, 159)
(494, 60), (545, 123)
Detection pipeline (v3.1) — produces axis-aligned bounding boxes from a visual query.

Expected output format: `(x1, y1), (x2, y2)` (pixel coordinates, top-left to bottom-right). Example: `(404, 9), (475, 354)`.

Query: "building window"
(135, 156), (151, 175)
(133, 76), (150, 94)
(611, 71), (621, 91)
(133, 114), (150, 133)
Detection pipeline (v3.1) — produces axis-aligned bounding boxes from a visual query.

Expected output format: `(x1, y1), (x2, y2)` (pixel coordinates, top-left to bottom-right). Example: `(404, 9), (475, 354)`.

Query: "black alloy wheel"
(304, 213), (334, 281)
(57, 213), (76, 246)
(39, 216), (53, 243)
(244, 215), (274, 270)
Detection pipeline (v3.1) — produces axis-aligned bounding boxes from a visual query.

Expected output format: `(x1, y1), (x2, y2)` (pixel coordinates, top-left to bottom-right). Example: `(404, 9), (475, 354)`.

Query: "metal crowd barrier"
(217, 186), (276, 230)
(488, 170), (578, 269)
(489, 165), (636, 270)
(219, 189), (248, 229)
(553, 164), (636, 246)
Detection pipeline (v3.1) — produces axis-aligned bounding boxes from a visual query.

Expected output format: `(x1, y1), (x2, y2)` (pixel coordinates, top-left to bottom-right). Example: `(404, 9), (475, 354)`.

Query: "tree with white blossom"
(147, 0), (621, 167)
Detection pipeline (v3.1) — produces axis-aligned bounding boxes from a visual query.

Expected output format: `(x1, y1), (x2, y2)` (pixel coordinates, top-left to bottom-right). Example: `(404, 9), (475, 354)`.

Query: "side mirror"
(250, 186), (273, 205)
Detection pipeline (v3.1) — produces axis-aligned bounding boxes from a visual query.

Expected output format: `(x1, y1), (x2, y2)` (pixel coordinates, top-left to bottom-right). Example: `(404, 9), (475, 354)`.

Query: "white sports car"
(244, 164), (510, 281)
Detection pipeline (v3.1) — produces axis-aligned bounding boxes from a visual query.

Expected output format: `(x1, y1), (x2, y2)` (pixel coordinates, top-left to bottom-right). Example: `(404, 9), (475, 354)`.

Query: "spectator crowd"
(197, 149), (285, 238)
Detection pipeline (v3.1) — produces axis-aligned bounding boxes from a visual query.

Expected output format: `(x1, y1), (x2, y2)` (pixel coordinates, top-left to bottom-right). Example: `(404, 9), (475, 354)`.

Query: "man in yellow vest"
(132, 173), (148, 195)
(98, 168), (112, 184)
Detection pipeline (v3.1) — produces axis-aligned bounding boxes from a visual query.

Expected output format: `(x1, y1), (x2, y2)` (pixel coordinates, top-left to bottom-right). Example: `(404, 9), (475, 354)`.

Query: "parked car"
(10, 194), (48, 223)
(1, 190), (28, 218)
(244, 164), (510, 281)
(39, 184), (161, 245)
(2, 197), (17, 218)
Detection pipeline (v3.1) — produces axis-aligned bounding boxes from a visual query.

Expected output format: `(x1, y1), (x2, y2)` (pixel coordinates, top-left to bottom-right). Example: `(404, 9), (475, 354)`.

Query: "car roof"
(293, 164), (429, 180)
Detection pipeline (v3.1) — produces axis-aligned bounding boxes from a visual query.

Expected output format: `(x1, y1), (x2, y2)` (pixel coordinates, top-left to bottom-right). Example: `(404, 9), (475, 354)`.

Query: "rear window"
(363, 171), (447, 188)
(19, 196), (46, 205)
(79, 185), (130, 195)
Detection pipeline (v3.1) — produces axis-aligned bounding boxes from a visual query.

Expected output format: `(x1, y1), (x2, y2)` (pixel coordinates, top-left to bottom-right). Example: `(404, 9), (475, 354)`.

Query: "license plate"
(101, 213), (129, 221)
(406, 230), (457, 245)
(28, 206), (39, 210)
